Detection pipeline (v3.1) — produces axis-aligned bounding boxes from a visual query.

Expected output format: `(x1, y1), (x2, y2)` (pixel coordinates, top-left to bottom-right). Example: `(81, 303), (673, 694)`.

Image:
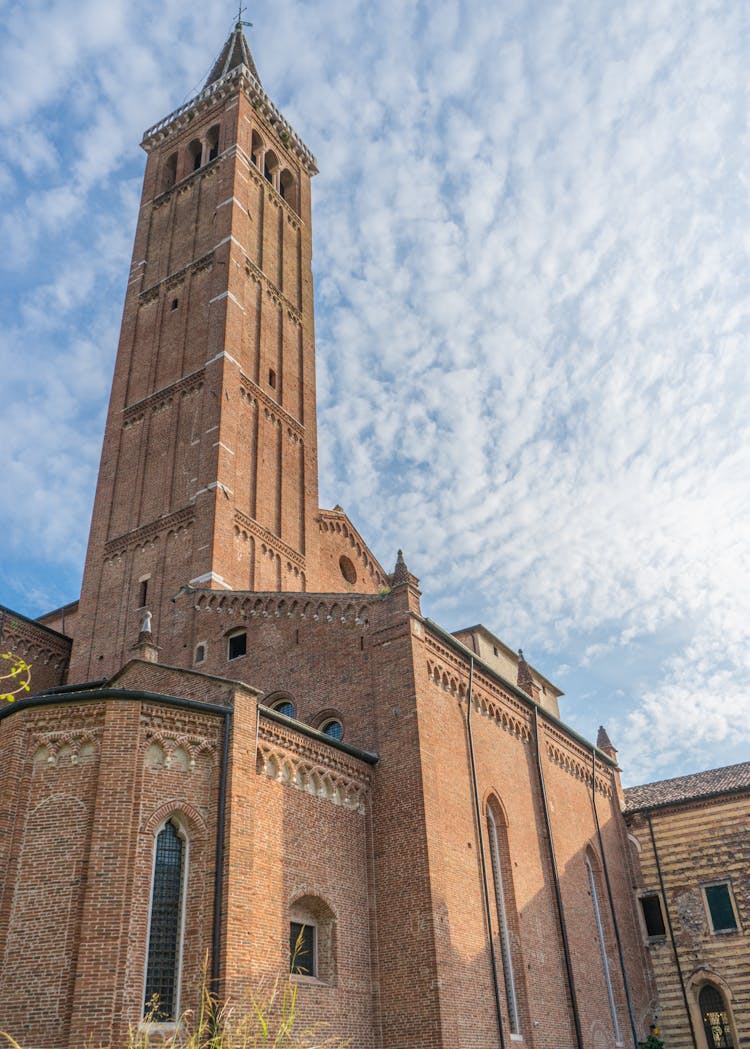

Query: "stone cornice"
(104, 507), (195, 558)
(138, 251), (215, 305)
(423, 627), (612, 796)
(191, 590), (374, 629)
(243, 251), (303, 324)
(257, 713), (373, 814)
(238, 376), (304, 442)
(141, 65), (318, 176)
(122, 369), (206, 426)
(233, 511), (306, 568)
(0, 613), (72, 667)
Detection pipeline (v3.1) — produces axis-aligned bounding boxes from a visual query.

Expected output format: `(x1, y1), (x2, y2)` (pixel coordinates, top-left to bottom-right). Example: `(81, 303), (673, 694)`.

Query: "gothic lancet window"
(144, 819), (187, 1021)
(486, 802), (521, 1036)
(700, 985), (735, 1048)
(586, 851), (621, 1045)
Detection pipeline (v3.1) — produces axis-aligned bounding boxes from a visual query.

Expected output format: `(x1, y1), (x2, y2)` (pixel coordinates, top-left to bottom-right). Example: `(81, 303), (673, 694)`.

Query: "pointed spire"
(205, 20), (262, 88)
(516, 649), (533, 695)
(393, 549), (409, 584)
(597, 725), (618, 757)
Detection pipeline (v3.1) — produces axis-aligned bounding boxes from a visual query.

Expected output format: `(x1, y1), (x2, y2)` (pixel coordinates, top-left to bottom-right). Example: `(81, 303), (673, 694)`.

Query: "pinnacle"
(597, 725), (617, 753)
(205, 22), (262, 88)
(392, 549), (409, 583)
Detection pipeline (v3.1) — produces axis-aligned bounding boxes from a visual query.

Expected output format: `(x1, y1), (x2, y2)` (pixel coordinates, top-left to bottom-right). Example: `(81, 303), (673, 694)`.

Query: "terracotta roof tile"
(624, 760), (750, 812)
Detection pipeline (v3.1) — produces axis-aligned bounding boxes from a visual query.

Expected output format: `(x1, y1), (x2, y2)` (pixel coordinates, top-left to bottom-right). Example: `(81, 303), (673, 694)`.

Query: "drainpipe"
(590, 750), (640, 1049)
(646, 814), (699, 1049)
(211, 708), (233, 995)
(533, 708), (585, 1049)
(465, 654), (507, 1049)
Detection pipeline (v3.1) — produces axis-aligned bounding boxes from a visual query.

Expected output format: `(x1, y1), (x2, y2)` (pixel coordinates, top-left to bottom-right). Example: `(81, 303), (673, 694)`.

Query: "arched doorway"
(699, 985), (735, 1048)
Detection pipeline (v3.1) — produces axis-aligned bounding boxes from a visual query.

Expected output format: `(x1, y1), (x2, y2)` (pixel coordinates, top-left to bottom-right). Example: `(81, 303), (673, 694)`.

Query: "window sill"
(291, 973), (336, 988)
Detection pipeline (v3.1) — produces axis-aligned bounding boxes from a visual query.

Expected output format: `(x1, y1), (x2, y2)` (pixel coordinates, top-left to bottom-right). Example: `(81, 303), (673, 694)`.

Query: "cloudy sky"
(1, 0), (749, 785)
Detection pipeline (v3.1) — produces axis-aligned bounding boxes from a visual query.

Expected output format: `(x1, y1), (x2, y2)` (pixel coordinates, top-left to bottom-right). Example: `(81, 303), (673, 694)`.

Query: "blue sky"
(1, 0), (749, 785)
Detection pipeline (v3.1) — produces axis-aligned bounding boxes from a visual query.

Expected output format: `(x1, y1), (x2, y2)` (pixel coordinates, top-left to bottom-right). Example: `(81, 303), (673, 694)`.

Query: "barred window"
(144, 819), (186, 1021)
(700, 985), (735, 1048)
(321, 719), (344, 741)
(272, 699), (296, 719)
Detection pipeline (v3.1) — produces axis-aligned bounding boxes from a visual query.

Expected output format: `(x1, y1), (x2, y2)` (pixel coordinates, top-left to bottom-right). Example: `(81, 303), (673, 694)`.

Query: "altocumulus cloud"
(1, 0), (748, 785)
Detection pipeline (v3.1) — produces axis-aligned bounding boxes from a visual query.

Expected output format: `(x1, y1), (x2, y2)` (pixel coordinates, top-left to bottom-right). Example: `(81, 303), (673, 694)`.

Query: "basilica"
(0, 21), (746, 1049)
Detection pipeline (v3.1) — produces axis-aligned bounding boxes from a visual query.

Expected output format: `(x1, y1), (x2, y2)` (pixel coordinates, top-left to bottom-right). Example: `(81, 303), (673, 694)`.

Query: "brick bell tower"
(70, 21), (383, 681)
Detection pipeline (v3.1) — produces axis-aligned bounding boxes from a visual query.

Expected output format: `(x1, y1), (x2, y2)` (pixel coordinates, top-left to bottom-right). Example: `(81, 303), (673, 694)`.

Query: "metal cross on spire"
(235, 3), (253, 28)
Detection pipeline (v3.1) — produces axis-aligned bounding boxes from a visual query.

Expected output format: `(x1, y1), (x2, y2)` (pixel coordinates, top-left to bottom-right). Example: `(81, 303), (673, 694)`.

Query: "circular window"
(339, 555), (357, 584)
(321, 719), (344, 741)
(272, 700), (296, 719)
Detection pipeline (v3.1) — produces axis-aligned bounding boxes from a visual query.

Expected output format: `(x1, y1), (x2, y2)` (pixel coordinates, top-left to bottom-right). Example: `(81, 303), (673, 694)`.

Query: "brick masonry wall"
(0, 605), (71, 697)
(414, 625), (655, 1049)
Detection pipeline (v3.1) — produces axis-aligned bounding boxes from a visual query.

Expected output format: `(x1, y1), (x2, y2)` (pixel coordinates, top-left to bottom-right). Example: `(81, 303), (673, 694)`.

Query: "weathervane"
(235, 3), (253, 28)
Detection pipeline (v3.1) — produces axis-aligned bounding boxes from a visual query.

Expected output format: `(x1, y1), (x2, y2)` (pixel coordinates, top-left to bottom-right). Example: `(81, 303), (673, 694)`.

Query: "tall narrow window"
(164, 152), (178, 191)
(188, 139), (202, 172)
(699, 985), (735, 1048)
(486, 806), (521, 1036)
(144, 819), (186, 1021)
(586, 854), (621, 1044)
(703, 882), (739, 933)
(206, 125), (220, 162)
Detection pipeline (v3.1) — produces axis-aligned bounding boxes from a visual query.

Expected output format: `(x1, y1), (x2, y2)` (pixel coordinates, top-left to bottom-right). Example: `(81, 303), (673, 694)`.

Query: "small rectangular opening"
(290, 922), (315, 976)
(138, 578), (149, 608)
(640, 893), (666, 938)
(228, 631), (247, 661)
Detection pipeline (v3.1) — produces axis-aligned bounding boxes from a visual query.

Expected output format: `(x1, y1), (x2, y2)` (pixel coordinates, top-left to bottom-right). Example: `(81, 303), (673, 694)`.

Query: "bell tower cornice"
(140, 45), (318, 176)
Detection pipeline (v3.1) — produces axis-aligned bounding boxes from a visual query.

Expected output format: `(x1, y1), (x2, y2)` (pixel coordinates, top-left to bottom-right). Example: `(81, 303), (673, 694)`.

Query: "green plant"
(0, 652), (32, 702)
(2, 973), (350, 1048)
(639, 1035), (664, 1049)
(131, 961), (350, 1048)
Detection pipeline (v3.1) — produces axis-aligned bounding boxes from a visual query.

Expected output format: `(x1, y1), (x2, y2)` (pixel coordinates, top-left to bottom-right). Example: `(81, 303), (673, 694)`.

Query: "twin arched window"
(250, 129), (299, 212)
(144, 818), (188, 1021)
(161, 124), (222, 192)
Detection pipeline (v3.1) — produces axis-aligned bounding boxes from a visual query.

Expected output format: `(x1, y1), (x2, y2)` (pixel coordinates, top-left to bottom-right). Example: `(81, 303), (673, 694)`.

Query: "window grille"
(272, 700), (295, 718)
(321, 719), (343, 741)
(699, 985), (735, 1048)
(144, 820), (185, 1020)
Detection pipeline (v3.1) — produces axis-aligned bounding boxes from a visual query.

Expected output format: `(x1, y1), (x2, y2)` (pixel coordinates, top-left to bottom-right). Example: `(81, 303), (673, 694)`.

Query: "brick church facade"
(0, 22), (745, 1049)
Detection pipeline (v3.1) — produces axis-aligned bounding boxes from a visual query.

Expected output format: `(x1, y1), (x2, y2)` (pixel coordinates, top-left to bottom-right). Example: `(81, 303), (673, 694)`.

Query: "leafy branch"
(0, 653), (32, 702)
